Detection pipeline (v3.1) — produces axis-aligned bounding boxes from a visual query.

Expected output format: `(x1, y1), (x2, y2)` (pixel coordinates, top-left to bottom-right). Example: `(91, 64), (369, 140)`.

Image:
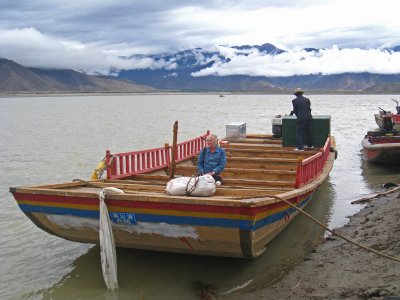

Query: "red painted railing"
(295, 137), (331, 188)
(106, 131), (209, 179)
(175, 134), (208, 163)
(106, 146), (171, 179)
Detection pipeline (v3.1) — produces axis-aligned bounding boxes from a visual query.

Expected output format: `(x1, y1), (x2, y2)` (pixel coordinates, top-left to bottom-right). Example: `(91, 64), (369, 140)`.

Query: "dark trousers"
(212, 175), (223, 183)
(296, 119), (312, 150)
(197, 172), (223, 184)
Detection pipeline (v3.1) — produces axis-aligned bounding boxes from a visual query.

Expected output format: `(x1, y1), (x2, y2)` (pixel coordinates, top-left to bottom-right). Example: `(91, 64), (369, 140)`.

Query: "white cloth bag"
(166, 175), (217, 196)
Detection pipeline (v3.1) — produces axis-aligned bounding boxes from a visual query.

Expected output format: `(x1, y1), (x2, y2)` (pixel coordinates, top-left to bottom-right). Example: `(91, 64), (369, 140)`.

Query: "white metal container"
(271, 115), (283, 138)
(226, 122), (246, 141)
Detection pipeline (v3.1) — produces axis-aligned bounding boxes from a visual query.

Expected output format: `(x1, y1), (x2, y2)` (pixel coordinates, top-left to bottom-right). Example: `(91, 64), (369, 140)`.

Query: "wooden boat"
(362, 131), (400, 163)
(10, 130), (336, 258)
(374, 110), (394, 131)
(374, 99), (400, 131)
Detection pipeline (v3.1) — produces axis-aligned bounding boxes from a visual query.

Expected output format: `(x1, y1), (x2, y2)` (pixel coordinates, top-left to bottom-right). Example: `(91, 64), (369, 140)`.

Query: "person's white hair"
(207, 134), (218, 146)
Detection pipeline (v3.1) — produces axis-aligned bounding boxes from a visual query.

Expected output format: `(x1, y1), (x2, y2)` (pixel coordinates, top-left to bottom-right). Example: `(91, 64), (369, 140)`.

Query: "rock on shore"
(245, 194), (400, 299)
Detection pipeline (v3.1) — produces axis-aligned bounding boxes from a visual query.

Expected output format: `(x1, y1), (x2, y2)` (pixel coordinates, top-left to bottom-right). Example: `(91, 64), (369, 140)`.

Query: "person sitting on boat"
(197, 134), (226, 183)
(290, 88), (313, 151)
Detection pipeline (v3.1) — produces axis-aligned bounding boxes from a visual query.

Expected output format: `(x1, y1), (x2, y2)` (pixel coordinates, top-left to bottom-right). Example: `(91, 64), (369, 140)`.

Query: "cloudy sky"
(1, 0), (400, 76)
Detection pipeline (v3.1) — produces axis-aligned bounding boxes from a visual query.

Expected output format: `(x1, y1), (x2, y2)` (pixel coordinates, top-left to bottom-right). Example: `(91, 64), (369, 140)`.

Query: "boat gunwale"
(10, 152), (336, 208)
(362, 137), (400, 150)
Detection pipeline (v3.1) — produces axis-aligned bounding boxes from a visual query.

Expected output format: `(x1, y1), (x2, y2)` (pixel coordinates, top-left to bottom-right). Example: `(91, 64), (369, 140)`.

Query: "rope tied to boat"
(270, 195), (400, 263)
(90, 155), (115, 180)
(185, 175), (200, 196)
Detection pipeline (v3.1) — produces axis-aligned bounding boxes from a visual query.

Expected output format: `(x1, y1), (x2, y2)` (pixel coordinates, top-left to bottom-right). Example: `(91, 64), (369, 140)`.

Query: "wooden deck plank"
(78, 181), (290, 197)
(174, 165), (296, 181)
(223, 148), (317, 159)
(230, 138), (283, 145)
(129, 174), (295, 189)
(104, 179), (293, 192)
(226, 156), (299, 171)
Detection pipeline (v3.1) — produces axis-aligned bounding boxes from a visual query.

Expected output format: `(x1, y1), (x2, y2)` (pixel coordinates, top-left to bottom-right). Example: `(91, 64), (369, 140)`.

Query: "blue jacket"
(197, 146), (226, 175)
(290, 95), (312, 121)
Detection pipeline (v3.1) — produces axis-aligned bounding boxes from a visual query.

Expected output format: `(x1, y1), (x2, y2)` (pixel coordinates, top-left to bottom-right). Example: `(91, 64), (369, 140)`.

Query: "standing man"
(197, 134), (226, 183)
(290, 88), (313, 151)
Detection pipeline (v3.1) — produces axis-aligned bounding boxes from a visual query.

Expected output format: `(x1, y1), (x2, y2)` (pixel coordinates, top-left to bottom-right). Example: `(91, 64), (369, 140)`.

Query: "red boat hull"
(362, 137), (400, 163)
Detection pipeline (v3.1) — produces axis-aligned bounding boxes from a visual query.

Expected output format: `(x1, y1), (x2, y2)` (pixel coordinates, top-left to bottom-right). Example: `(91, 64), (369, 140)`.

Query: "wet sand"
(242, 193), (400, 299)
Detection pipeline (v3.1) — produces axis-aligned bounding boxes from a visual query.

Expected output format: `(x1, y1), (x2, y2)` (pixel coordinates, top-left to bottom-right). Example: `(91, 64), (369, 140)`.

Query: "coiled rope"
(271, 194), (400, 263)
(186, 175), (200, 196)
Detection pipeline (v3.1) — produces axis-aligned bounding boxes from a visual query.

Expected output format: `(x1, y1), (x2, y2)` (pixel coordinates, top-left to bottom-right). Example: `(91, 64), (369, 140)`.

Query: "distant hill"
(0, 58), (155, 93)
(364, 82), (400, 93)
(118, 68), (400, 93)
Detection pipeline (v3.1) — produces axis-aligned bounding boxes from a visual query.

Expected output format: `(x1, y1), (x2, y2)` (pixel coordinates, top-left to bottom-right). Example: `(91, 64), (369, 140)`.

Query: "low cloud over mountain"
(116, 43), (400, 92)
(2, 43), (400, 93)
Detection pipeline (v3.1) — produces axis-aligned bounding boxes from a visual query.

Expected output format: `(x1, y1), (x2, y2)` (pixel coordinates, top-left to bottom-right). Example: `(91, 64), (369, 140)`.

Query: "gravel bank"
(242, 193), (400, 299)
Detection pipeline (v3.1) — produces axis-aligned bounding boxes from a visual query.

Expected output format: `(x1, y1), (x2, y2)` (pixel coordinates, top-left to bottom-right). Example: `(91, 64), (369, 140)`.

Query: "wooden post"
(170, 121), (178, 179)
(106, 150), (111, 179)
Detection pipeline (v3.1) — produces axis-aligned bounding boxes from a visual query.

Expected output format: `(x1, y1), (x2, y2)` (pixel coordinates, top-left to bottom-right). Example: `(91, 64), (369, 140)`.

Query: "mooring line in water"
(271, 195), (400, 263)
(98, 187), (124, 290)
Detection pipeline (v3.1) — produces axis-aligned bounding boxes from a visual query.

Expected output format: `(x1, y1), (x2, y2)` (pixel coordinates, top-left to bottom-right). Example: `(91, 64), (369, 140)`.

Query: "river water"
(1, 94), (399, 299)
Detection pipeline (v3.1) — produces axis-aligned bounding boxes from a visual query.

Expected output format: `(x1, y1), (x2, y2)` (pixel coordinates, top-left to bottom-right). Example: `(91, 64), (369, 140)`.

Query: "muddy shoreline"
(237, 193), (400, 299)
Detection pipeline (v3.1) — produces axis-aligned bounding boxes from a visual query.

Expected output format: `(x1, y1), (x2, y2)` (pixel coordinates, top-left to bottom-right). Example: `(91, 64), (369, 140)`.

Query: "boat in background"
(374, 98), (400, 131)
(364, 99), (400, 164)
(10, 122), (336, 258)
(362, 131), (400, 164)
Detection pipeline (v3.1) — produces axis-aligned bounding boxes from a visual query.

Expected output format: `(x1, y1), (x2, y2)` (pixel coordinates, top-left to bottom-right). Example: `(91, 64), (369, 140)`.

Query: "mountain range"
(0, 58), (154, 93)
(2, 43), (400, 93)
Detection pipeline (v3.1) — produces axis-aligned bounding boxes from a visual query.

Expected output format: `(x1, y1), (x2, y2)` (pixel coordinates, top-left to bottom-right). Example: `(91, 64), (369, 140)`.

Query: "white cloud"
(165, 0), (400, 50)
(191, 46), (400, 77)
(0, 28), (175, 73)
(1, 0), (400, 58)
(2, 28), (400, 77)
(1, 0), (400, 77)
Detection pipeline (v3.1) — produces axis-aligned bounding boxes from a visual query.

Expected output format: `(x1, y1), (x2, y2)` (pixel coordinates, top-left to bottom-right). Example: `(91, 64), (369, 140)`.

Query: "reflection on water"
(360, 158), (400, 189)
(1, 94), (398, 299)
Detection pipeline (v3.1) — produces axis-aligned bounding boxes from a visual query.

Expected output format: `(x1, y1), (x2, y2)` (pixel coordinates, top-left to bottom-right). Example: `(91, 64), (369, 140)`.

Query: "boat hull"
(12, 184), (322, 258)
(362, 137), (400, 163)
